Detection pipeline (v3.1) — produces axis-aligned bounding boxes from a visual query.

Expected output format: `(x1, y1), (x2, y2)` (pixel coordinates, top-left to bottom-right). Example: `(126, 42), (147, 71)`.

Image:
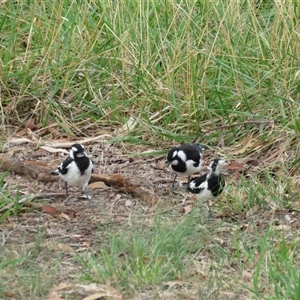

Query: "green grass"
(1, 0), (299, 144)
(77, 215), (199, 286)
(0, 233), (61, 299)
(1, 0), (300, 299)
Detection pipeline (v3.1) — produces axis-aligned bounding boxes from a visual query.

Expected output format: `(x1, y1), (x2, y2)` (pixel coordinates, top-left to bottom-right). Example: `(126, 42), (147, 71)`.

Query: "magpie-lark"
(167, 143), (207, 188)
(51, 143), (94, 206)
(187, 158), (227, 214)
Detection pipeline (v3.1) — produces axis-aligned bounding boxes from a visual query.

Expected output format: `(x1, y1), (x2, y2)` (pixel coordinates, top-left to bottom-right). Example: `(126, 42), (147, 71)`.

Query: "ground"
(1, 135), (300, 300)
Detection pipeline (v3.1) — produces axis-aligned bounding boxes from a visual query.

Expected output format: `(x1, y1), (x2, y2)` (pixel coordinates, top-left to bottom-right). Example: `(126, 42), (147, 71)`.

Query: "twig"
(198, 120), (273, 138)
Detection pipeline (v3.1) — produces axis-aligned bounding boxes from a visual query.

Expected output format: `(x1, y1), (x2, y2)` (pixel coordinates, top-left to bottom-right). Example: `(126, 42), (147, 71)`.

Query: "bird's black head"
(167, 148), (188, 166)
(209, 158), (227, 174)
(190, 144), (208, 153)
(167, 149), (177, 166)
(70, 143), (87, 159)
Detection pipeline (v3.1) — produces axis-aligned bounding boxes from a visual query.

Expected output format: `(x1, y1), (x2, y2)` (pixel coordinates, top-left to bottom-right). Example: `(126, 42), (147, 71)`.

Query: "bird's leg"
(206, 200), (213, 221)
(64, 181), (69, 196)
(185, 176), (191, 191)
(64, 182), (73, 202)
(83, 186), (94, 207)
(171, 174), (178, 190)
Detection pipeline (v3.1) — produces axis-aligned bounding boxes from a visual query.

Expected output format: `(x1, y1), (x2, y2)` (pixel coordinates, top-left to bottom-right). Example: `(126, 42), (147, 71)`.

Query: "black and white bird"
(187, 158), (227, 214)
(51, 143), (94, 206)
(167, 143), (207, 188)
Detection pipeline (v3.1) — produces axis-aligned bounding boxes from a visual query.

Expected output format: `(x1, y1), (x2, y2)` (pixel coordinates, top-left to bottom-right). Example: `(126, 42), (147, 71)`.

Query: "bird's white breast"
(60, 161), (93, 186)
(183, 159), (203, 176)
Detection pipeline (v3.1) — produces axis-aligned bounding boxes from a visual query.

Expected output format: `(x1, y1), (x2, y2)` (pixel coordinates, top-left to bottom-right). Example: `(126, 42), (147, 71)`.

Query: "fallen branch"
(90, 173), (159, 206)
(0, 155), (160, 206)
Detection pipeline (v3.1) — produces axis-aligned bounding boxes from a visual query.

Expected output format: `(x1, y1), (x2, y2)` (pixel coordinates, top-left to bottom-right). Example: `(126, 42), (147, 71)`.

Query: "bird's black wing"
(187, 174), (207, 194)
(50, 156), (73, 175)
(208, 175), (225, 197)
(181, 145), (202, 164)
(59, 157), (74, 175)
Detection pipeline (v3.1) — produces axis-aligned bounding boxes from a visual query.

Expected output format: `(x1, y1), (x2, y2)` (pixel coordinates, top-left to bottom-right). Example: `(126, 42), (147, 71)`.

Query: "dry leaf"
(63, 209), (79, 218)
(25, 118), (35, 130)
(58, 212), (71, 221)
(88, 181), (108, 189)
(4, 290), (20, 299)
(246, 159), (261, 166)
(156, 160), (167, 170)
(32, 148), (48, 157)
(292, 201), (300, 208)
(47, 291), (63, 300)
(275, 224), (290, 231)
(13, 128), (29, 137)
(43, 205), (59, 215)
(231, 135), (265, 155)
(114, 116), (138, 134)
(33, 122), (43, 130)
(3, 96), (17, 112)
(182, 205), (193, 214)
(228, 162), (244, 171)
